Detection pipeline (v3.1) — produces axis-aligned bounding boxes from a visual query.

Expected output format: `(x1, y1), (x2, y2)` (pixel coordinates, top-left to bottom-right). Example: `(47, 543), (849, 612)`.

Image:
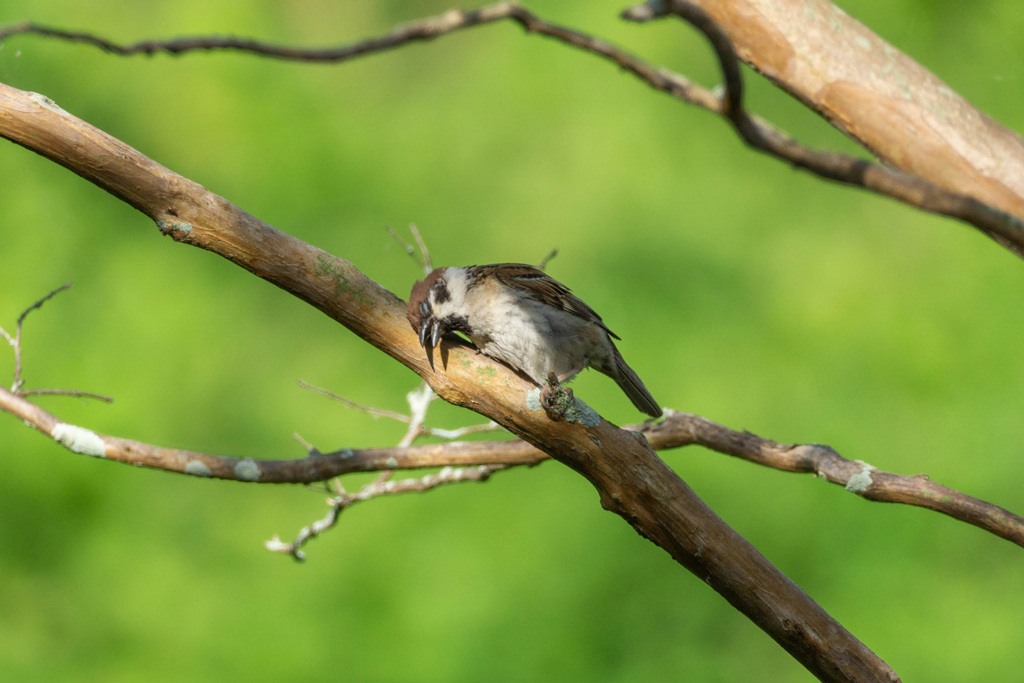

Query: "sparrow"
(407, 263), (662, 418)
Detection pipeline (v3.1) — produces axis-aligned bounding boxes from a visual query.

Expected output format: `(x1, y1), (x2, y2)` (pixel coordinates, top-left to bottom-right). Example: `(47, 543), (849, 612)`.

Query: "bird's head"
(406, 267), (470, 353)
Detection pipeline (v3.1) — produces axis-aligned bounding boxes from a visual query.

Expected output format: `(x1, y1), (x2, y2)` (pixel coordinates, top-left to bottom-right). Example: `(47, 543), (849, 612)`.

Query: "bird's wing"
(487, 263), (621, 340)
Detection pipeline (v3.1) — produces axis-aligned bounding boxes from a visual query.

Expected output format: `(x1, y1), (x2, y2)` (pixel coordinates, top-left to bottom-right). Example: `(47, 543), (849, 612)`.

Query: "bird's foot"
(540, 372), (573, 421)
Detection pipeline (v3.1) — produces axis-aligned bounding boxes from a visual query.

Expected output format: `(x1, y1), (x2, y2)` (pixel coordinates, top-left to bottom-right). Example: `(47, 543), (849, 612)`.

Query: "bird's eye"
(419, 301), (430, 316)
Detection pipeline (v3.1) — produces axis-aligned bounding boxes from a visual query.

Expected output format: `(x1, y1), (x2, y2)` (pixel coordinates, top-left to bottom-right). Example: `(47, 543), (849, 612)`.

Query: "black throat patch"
(432, 278), (451, 305)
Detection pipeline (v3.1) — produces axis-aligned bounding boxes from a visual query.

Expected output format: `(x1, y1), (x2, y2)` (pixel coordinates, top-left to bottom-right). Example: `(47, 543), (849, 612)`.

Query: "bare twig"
(427, 422), (502, 439)
(2, 283), (110, 402)
(292, 432), (317, 453)
(408, 224), (432, 273)
(2, 4), (1022, 259)
(1, 282), (71, 391)
(298, 379), (412, 423)
(283, 373), (503, 557)
(267, 464), (505, 561)
(387, 223), (432, 275)
(20, 388), (114, 403)
(536, 248), (558, 271)
(15, 282), (72, 328)
(397, 381), (436, 448)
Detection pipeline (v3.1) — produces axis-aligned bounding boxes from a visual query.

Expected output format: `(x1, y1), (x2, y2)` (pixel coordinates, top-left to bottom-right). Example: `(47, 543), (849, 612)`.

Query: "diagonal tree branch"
(0, 81), (896, 679)
(643, 0), (1024, 225)
(2, 1), (1022, 259)
(624, 0), (1024, 258)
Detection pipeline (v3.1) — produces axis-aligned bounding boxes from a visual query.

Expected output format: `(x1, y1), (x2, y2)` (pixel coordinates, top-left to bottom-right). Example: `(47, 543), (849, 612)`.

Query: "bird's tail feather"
(612, 346), (662, 418)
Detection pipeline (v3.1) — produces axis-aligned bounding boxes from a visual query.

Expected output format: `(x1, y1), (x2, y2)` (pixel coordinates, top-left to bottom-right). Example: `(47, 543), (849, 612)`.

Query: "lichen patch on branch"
(51, 422), (106, 457)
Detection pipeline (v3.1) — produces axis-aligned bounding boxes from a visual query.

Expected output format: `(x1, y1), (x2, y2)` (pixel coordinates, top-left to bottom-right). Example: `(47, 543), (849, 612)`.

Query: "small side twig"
(21, 388), (113, 403)
(1, 282), (72, 392)
(387, 223), (432, 275)
(298, 379), (411, 423)
(266, 464), (505, 561)
(15, 282), (72, 328)
(536, 248), (558, 271)
(284, 376), (501, 556)
(408, 224), (432, 273)
(2, 283), (110, 402)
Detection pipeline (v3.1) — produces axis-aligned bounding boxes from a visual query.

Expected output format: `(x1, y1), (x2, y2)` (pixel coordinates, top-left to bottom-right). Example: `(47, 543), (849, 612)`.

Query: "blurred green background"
(1, 0), (1023, 680)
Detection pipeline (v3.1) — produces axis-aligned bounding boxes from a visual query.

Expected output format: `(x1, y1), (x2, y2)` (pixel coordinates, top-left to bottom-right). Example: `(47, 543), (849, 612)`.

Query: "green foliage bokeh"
(1, 1), (1023, 680)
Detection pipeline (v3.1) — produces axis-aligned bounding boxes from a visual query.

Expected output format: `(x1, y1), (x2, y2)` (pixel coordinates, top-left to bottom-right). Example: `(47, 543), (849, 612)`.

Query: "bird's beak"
(419, 315), (434, 349)
(430, 319), (441, 350)
(419, 316), (444, 352)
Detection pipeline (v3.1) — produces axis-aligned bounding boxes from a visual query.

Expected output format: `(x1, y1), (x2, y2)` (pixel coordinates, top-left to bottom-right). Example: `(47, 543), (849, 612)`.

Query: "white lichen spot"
(337, 448), (354, 459)
(174, 222), (193, 234)
(845, 461), (876, 493)
(526, 388), (543, 411)
(185, 460), (212, 477)
(30, 91), (67, 114)
(563, 397), (600, 428)
(51, 422), (106, 457)
(854, 35), (871, 50)
(384, 456), (399, 469)
(234, 458), (262, 482)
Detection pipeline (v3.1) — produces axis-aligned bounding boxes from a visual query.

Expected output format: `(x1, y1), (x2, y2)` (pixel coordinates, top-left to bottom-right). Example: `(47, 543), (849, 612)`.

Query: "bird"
(406, 263), (662, 418)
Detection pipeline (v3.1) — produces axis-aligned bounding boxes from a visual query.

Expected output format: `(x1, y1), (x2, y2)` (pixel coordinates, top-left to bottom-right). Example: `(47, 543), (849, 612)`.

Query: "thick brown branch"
(0, 83), (895, 679)
(3, 2), (1022, 259)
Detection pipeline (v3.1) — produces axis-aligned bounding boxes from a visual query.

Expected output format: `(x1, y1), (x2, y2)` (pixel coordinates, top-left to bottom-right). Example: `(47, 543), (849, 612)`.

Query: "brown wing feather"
(481, 263), (620, 339)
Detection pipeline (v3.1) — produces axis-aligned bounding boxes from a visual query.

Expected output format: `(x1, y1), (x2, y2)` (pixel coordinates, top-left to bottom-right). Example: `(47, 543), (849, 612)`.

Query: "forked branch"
(2, 1), (1022, 257)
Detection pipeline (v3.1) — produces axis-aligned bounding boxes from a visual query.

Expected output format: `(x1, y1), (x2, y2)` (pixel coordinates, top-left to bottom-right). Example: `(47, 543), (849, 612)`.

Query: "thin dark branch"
(641, 411), (1024, 549)
(20, 388), (113, 403)
(16, 282), (72, 328)
(2, 283), (73, 393)
(2, 5), (1022, 258)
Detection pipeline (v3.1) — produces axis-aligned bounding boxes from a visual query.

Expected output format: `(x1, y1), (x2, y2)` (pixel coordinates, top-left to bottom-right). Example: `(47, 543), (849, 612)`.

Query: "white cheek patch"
(430, 267), (468, 320)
